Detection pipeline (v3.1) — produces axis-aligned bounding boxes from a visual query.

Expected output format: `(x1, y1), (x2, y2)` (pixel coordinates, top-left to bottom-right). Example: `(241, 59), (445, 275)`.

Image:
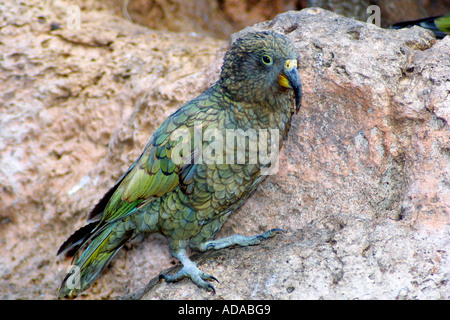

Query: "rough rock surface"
(105, 0), (449, 39)
(105, 0), (303, 39)
(307, 0), (450, 28)
(1, 2), (449, 300)
(135, 9), (450, 299)
(0, 0), (224, 299)
(128, 214), (448, 300)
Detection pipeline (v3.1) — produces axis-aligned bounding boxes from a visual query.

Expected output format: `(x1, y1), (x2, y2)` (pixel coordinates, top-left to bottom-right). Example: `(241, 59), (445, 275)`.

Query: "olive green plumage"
(57, 31), (302, 298)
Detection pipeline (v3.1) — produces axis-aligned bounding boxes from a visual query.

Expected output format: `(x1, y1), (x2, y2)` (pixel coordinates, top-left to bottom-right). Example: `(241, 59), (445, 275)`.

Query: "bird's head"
(219, 31), (302, 112)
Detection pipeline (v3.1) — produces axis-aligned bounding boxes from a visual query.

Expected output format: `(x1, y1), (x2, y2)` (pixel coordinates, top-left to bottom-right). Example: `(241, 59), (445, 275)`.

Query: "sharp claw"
(159, 273), (174, 282)
(160, 229), (283, 293)
(272, 228), (284, 233)
(160, 265), (218, 294)
(208, 274), (219, 283)
(159, 272), (178, 283)
(206, 283), (216, 294)
(264, 228), (284, 238)
(257, 228), (284, 241)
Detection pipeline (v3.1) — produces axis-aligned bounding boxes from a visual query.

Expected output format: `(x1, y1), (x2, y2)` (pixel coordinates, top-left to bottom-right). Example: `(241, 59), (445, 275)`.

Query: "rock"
(105, 0), (450, 39)
(135, 8), (450, 299)
(1, 2), (448, 300)
(307, 0), (431, 28)
(104, 0), (303, 39)
(128, 213), (448, 300)
(0, 0), (224, 299)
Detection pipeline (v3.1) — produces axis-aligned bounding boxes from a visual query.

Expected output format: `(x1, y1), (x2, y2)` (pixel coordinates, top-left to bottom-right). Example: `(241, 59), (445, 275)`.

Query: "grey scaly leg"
(190, 228), (283, 252)
(159, 239), (218, 293)
(160, 229), (283, 293)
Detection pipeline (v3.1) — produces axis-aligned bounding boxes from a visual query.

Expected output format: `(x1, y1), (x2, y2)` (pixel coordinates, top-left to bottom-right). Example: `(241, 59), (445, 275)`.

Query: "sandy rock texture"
(1, 1), (449, 300)
(0, 0), (224, 299)
(104, 0), (303, 39)
(307, 0), (450, 28)
(104, 0), (448, 39)
(135, 9), (450, 299)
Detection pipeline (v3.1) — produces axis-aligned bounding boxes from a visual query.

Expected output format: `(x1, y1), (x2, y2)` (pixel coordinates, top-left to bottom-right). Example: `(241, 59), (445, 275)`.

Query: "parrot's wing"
(98, 142), (180, 223)
(57, 91), (220, 256)
(95, 91), (225, 224)
(94, 109), (203, 225)
(57, 129), (185, 256)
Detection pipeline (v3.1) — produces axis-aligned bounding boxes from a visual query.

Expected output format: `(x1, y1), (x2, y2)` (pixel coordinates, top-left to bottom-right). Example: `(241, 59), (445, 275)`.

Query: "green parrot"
(57, 30), (302, 298)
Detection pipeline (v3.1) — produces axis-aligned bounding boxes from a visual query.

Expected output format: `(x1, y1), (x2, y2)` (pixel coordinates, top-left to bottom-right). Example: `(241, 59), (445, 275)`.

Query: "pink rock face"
(223, 9), (449, 238)
(1, 2), (448, 299)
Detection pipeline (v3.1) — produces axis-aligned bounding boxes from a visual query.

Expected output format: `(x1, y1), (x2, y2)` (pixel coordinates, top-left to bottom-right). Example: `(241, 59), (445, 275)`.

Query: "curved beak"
(278, 59), (302, 112)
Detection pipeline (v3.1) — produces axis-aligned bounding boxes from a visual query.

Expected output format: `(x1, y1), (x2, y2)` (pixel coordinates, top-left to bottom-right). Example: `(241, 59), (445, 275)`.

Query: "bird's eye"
(261, 55), (273, 66)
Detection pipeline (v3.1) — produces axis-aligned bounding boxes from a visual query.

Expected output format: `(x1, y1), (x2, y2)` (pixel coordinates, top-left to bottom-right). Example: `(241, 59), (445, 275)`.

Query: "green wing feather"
(435, 15), (450, 33)
(57, 87), (223, 257)
(96, 86), (223, 224)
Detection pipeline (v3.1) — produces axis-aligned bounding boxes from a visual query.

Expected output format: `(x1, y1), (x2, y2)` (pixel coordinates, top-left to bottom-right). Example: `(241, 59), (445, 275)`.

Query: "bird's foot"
(159, 260), (218, 293)
(251, 228), (284, 244)
(202, 228), (284, 251)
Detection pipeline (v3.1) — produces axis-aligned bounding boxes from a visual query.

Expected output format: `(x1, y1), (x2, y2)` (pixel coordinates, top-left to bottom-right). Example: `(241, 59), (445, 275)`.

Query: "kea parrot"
(57, 30), (302, 298)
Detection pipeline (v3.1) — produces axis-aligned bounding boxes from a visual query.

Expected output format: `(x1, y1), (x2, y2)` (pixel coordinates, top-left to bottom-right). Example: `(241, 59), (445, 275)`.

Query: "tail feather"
(57, 220), (134, 298)
(57, 222), (99, 256)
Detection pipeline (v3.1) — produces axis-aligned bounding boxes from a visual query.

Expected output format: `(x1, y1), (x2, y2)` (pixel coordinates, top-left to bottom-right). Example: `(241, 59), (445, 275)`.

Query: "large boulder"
(0, 0), (224, 299)
(0, 2), (448, 299)
(134, 8), (450, 300)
